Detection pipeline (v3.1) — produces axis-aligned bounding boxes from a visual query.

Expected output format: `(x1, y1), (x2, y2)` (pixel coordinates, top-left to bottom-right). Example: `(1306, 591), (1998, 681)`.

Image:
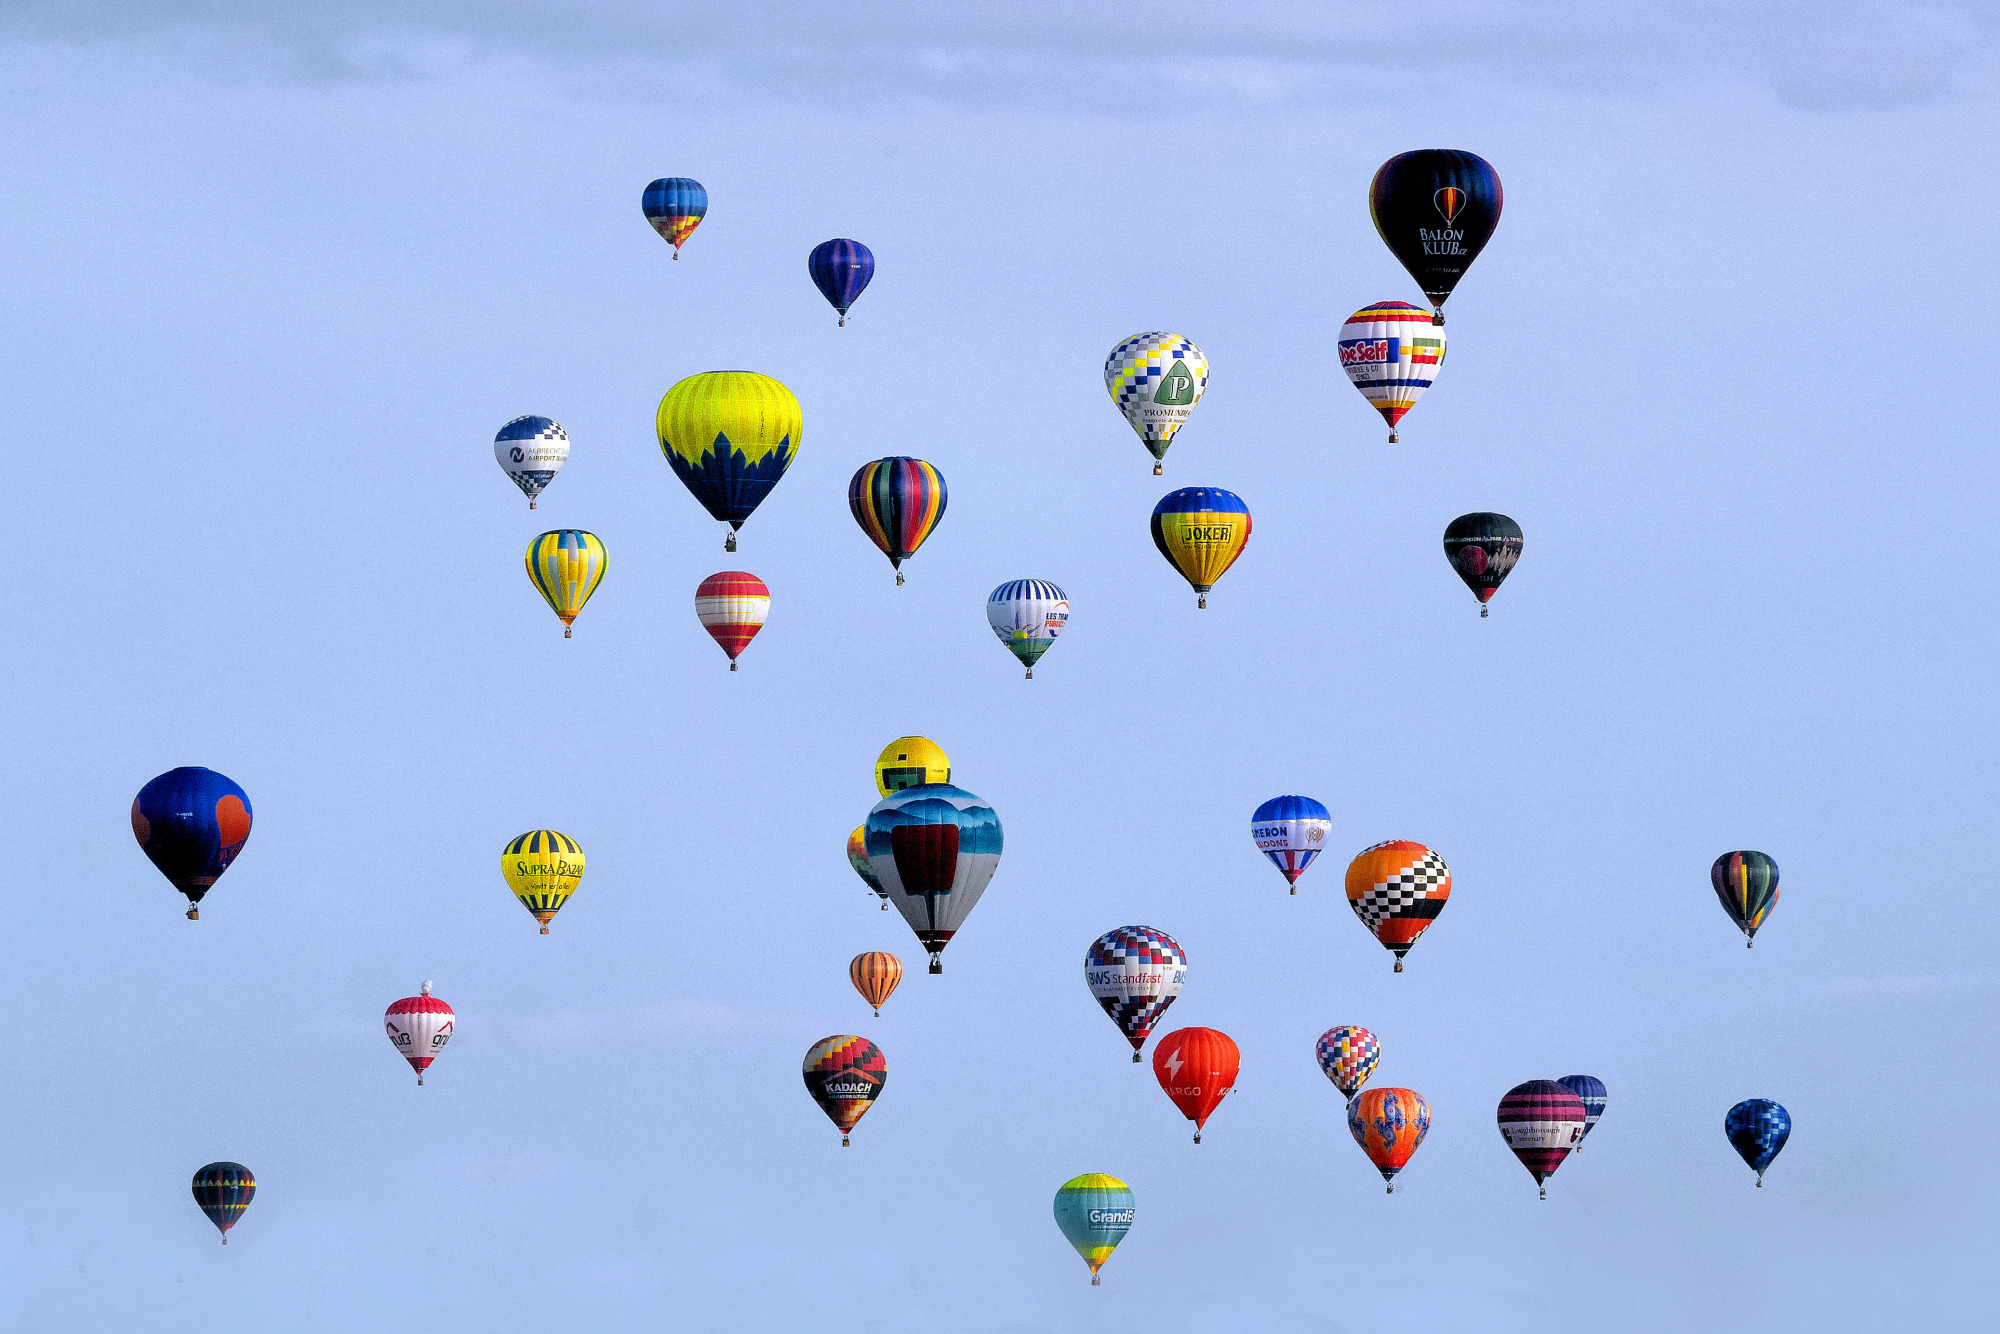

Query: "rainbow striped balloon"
(693, 571), (769, 671)
(525, 530), (606, 638)
(848, 457), (947, 585)
(1339, 300), (1445, 443)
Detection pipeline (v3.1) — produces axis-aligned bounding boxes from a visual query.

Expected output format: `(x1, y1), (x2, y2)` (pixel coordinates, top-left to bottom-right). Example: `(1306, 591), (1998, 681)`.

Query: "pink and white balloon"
(385, 981), (455, 1085)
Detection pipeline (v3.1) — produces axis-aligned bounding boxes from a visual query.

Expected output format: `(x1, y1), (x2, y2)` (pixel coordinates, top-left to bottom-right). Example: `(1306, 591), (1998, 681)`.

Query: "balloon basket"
(1393, 959), (1403, 973)
(186, 907), (199, 920)
(895, 572), (905, 586)
(1432, 309), (1444, 326)
(1289, 887), (1296, 896)
(1539, 1187), (1547, 1200)
(872, 1007), (880, 1017)
(1480, 605), (1489, 618)
(729, 661), (737, 671)
(1193, 1130), (1202, 1144)
(540, 926), (550, 935)
(927, 959), (942, 975)
(841, 1134), (849, 1147)
(1388, 431), (1399, 443)
(529, 501), (537, 510)
(221, 1235), (227, 1245)
(1024, 668), (1032, 679)
(1152, 463), (1162, 476)
(1756, 1177), (1763, 1188)
(1091, 1275), (1101, 1287)
(564, 627), (572, 638)
(1197, 596), (1207, 609)
(879, 901), (887, 911)
(724, 532), (737, 552)
(1132, 1052), (1141, 1063)
(673, 249), (680, 260)
(1386, 1184), (1394, 1194)
(839, 316), (847, 327)
(1747, 939), (1755, 949)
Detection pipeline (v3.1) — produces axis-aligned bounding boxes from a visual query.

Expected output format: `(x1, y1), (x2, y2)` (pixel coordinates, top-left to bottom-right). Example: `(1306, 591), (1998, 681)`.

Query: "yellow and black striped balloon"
(503, 830), (585, 934)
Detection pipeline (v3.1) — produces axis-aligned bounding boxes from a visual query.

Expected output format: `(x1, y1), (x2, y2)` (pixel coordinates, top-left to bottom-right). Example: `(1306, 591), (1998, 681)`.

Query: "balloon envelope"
(1497, 1079), (1587, 1195)
(809, 238), (874, 322)
(1150, 487), (1250, 608)
(1086, 926), (1187, 1061)
(1339, 302), (1445, 442)
(502, 830), (584, 933)
(1251, 794), (1332, 891)
(494, 415), (569, 507)
(864, 784), (1002, 972)
(1053, 1174), (1134, 1285)
(1369, 149), (1503, 318)
(642, 176), (707, 253)
(1558, 1075), (1607, 1147)
(874, 737), (950, 797)
(1712, 850), (1780, 945)
(656, 371), (802, 547)
(1316, 1025), (1380, 1101)
(1105, 332), (1207, 473)
(1345, 840), (1451, 970)
(1726, 1097), (1791, 1182)
(848, 825), (888, 904)
(1152, 1027), (1239, 1141)
(986, 579), (1068, 678)
(848, 457), (947, 581)
(131, 766), (252, 919)
(385, 982), (455, 1084)
(525, 530), (606, 636)
(694, 571), (769, 669)
(802, 1035), (886, 1145)
(1348, 1087), (1431, 1188)
(849, 952), (903, 1015)
(191, 1162), (255, 1242)
(1443, 513), (1523, 616)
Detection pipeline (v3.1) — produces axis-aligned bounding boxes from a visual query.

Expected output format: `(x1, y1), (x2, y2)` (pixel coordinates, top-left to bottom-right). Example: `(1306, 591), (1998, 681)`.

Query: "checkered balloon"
(1085, 926), (1187, 1061)
(1315, 1025), (1380, 1100)
(1103, 332), (1207, 472)
(1344, 840), (1451, 972)
(1725, 1098), (1791, 1183)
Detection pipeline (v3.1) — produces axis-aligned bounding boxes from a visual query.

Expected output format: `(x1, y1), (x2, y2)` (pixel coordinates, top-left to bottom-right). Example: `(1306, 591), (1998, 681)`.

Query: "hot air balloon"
(1712, 851), (1779, 947)
(1086, 926), (1186, 1063)
(1443, 513), (1523, 617)
(809, 238), (874, 325)
(384, 981), (455, 1085)
(849, 952), (903, 1016)
(1105, 332), (1206, 475)
(802, 1035), (886, 1146)
(1339, 302), (1445, 442)
(642, 177), (707, 257)
(1053, 1174), (1134, 1286)
(694, 571), (769, 670)
(848, 457), (946, 584)
(1345, 840), (1450, 972)
(986, 579), (1068, 679)
(864, 784), (1002, 973)
(192, 1162), (255, 1243)
(526, 529), (606, 638)
(657, 371), (801, 552)
(1497, 1080), (1587, 1199)
(493, 415), (569, 508)
(132, 767), (252, 920)
(1348, 1087), (1431, 1193)
(1369, 149), (1503, 324)
(1316, 1025), (1380, 1102)
(1725, 1098), (1791, 1186)
(848, 825), (888, 908)
(873, 737), (949, 797)
(1251, 795), (1332, 894)
(502, 830), (584, 934)
(1558, 1075), (1607, 1150)
(1150, 487), (1250, 609)
(1152, 1027), (1239, 1143)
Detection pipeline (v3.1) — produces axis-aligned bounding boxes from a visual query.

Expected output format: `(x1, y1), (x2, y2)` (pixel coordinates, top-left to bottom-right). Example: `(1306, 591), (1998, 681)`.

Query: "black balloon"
(1443, 513), (1522, 617)
(1369, 150), (1503, 321)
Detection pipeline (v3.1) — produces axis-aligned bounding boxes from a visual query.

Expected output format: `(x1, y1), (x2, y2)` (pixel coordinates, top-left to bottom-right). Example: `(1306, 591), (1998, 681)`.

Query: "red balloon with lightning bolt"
(1151, 1026), (1240, 1143)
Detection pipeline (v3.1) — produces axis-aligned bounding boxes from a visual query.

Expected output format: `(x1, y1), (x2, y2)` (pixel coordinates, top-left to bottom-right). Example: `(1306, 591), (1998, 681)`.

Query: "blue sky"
(3, 4), (1997, 1331)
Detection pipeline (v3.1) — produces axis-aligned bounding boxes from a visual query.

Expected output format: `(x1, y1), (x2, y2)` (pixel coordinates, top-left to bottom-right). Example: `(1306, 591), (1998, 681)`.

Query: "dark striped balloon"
(1442, 512), (1522, 617)
(192, 1162), (255, 1242)
(1711, 851), (1779, 946)
(809, 238), (875, 325)
(848, 457), (947, 585)
(1496, 1080), (1586, 1198)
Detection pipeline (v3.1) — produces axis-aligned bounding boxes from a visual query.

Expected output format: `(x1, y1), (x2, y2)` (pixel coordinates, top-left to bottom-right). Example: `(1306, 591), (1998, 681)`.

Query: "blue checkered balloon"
(1725, 1098), (1791, 1184)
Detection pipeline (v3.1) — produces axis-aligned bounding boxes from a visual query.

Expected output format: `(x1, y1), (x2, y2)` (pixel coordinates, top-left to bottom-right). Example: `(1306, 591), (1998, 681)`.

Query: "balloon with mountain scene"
(986, 579), (1068, 679)
(493, 415), (569, 508)
(657, 371), (801, 551)
(642, 177), (706, 256)
(1105, 332), (1206, 474)
(131, 766), (252, 921)
(864, 785), (1002, 973)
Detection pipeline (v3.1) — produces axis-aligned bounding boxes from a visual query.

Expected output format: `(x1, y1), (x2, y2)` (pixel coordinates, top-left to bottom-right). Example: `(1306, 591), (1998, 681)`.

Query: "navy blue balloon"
(132, 766), (253, 919)
(809, 238), (875, 325)
(1725, 1098), (1791, 1184)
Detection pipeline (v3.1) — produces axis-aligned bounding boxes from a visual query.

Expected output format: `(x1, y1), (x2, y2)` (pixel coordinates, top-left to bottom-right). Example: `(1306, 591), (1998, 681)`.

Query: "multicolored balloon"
(1725, 1097), (1791, 1186)
(1712, 851), (1780, 947)
(802, 1035), (886, 1146)
(1150, 487), (1250, 609)
(1053, 1174), (1134, 1286)
(1348, 1087), (1431, 1192)
(848, 825), (888, 908)
(132, 767), (252, 921)
(526, 529), (606, 638)
(493, 415), (569, 508)
(849, 952), (903, 1016)
(986, 579), (1068, 679)
(1251, 794), (1332, 894)
(1345, 840), (1450, 971)
(694, 571), (769, 670)
(192, 1162), (255, 1243)
(809, 238), (874, 325)
(848, 457), (946, 584)
(502, 830), (584, 934)
(1369, 149), (1503, 323)
(864, 784), (1002, 973)
(1339, 302), (1445, 443)
(1105, 332), (1208, 474)
(1315, 1025), (1380, 1101)
(1558, 1075), (1607, 1149)
(1497, 1080), (1587, 1198)
(1086, 926), (1187, 1063)
(1443, 513), (1523, 617)
(873, 737), (950, 798)
(384, 981), (455, 1086)
(642, 177), (707, 257)
(1152, 1027), (1239, 1143)
(657, 371), (802, 551)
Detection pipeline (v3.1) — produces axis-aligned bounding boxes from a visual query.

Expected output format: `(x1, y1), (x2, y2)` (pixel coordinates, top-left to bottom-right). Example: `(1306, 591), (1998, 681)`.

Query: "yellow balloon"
(874, 736), (950, 797)
(657, 371), (803, 551)
(503, 830), (584, 934)
(1149, 487), (1251, 609)
(526, 530), (606, 637)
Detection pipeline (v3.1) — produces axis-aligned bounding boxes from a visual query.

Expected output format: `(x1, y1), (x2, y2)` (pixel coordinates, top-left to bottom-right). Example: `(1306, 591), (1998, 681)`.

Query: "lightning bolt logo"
(1165, 1048), (1184, 1080)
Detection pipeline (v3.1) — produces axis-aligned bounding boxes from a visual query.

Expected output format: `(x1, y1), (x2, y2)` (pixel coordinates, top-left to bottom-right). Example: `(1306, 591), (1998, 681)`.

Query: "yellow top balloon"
(657, 371), (803, 552)
(502, 830), (585, 935)
(874, 736), (949, 797)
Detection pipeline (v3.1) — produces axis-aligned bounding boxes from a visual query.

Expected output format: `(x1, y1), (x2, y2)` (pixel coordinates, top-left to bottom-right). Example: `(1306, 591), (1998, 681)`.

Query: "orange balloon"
(1151, 1027), (1240, 1143)
(1347, 1087), (1432, 1192)
(848, 952), (904, 1016)
(1344, 840), (1451, 972)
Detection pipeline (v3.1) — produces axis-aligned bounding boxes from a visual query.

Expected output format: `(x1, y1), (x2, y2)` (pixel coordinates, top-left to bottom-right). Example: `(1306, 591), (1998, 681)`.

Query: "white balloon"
(494, 416), (570, 507)
(384, 981), (455, 1085)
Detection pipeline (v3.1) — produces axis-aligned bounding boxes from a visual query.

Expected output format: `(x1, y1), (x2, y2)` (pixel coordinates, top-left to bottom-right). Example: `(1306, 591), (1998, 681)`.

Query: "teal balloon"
(1053, 1173), (1134, 1286)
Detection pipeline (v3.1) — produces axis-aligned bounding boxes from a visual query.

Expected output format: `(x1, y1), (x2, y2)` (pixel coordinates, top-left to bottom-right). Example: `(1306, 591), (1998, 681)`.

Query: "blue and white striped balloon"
(1250, 794), (1332, 893)
(986, 579), (1069, 679)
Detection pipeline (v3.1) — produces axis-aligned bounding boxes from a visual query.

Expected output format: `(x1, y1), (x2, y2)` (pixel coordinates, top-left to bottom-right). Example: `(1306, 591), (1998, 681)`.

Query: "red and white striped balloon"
(695, 571), (770, 670)
(385, 981), (455, 1085)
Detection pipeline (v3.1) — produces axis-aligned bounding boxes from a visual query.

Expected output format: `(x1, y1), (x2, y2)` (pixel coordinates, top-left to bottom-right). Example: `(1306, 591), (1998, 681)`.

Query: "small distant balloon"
(809, 238), (874, 325)
(1497, 1080), (1587, 1199)
(1152, 1027), (1239, 1143)
(694, 571), (769, 670)
(848, 825), (889, 908)
(1251, 794), (1332, 894)
(384, 982), (455, 1085)
(526, 529), (606, 638)
(192, 1162), (255, 1243)
(642, 177), (707, 257)
(986, 580), (1068, 679)
(1105, 332), (1207, 474)
(802, 1035), (886, 1146)
(1726, 1098), (1791, 1185)
(1339, 302), (1445, 443)
(1345, 840), (1450, 971)
(1558, 1075), (1607, 1150)
(132, 766), (252, 921)
(849, 952), (903, 1016)
(493, 416), (569, 509)
(848, 457), (947, 585)
(1712, 851), (1779, 947)
(874, 737), (949, 797)
(1443, 513), (1523, 617)
(1315, 1025), (1380, 1102)
(1086, 926), (1187, 1063)
(1369, 150), (1503, 323)
(1053, 1174), (1134, 1286)
(502, 830), (584, 934)
(1150, 487), (1250, 609)
(1348, 1087), (1431, 1192)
